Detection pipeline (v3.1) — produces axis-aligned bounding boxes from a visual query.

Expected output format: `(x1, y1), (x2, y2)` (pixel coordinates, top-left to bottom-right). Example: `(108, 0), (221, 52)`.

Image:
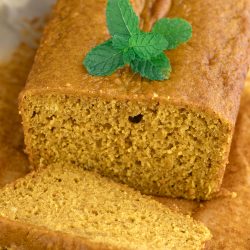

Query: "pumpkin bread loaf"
(19, 0), (250, 199)
(0, 164), (211, 250)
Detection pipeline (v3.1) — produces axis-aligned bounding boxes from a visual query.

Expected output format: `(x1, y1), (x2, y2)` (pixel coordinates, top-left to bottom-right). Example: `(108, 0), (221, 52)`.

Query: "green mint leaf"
(112, 35), (130, 50)
(152, 18), (192, 50)
(129, 32), (168, 60)
(130, 53), (171, 80)
(83, 0), (193, 80)
(83, 39), (124, 76)
(123, 48), (136, 64)
(106, 0), (140, 37)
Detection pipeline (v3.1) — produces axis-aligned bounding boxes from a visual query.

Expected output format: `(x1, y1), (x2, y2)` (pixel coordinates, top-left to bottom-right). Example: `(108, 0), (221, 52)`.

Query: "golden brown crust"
(0, 217), (120, 250)
(20, 0), (250, 125)
(18, 0), (250, 201)
(193, 83), (250, 249)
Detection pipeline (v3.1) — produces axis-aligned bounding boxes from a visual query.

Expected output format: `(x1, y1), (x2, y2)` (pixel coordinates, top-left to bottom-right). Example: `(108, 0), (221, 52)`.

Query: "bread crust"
(0, 216), (211, 250)
(19, 0), (250, 124)
(18, 0), (250, 199)
(0, 164), (211, 250)
(0, 217), (120, 250)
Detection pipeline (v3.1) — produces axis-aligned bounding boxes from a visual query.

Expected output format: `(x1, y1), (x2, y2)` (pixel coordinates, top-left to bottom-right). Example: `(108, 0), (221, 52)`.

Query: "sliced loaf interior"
(22, 95), (229, 200)
(0, 164), (211, 250)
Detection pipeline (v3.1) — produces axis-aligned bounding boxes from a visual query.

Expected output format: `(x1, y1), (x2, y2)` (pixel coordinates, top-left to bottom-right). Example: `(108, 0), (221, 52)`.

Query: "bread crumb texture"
(0, 164), (211, 250)
(21, 94), (230, 200)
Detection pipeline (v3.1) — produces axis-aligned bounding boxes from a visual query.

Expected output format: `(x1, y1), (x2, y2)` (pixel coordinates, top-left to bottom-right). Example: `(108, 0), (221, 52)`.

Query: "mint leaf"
(152, 18), (192, 50)
(106, 0), (140, 37)
(129, 32), (168, 60)
(112, 35), (130, 50)
(83, 40), (124, 76)
(130, 53), (171, 80)
(83, 0), (192, 81)
(123, 48), (136, 64)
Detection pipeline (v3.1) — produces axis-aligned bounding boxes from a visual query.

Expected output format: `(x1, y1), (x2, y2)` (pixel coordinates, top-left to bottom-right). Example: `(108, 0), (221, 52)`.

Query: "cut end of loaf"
(20, 93), (231, 200)
(0, 164), (211, 250)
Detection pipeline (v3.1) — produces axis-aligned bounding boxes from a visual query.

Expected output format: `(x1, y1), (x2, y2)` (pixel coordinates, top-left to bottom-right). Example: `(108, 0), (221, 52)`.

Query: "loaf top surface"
(22, 0), (250, 124)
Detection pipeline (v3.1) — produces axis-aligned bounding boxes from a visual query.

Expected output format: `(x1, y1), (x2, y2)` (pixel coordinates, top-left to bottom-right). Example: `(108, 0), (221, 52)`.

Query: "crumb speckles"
(152, 92), (159, 99)
(21, 94), (230, 200)
(231, 192), (237, 199)
(0, 163), (211, 250)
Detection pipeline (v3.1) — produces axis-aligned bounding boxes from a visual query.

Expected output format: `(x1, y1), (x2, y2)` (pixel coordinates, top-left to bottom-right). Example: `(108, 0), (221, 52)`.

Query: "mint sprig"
(112, 35), (130, 50)
(84, 40), (124, 76)
(83, 0), (192, 81)
(129, 32), (168, 60)
(131, 53), (171, 81)
(152, 18), (192, 50)
(107, 0), (139, 37)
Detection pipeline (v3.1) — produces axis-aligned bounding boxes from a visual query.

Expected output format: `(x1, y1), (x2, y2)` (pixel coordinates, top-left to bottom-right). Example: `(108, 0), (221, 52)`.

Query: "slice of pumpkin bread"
(19, 0), (250, 199)
(0, 164), (211, 250)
